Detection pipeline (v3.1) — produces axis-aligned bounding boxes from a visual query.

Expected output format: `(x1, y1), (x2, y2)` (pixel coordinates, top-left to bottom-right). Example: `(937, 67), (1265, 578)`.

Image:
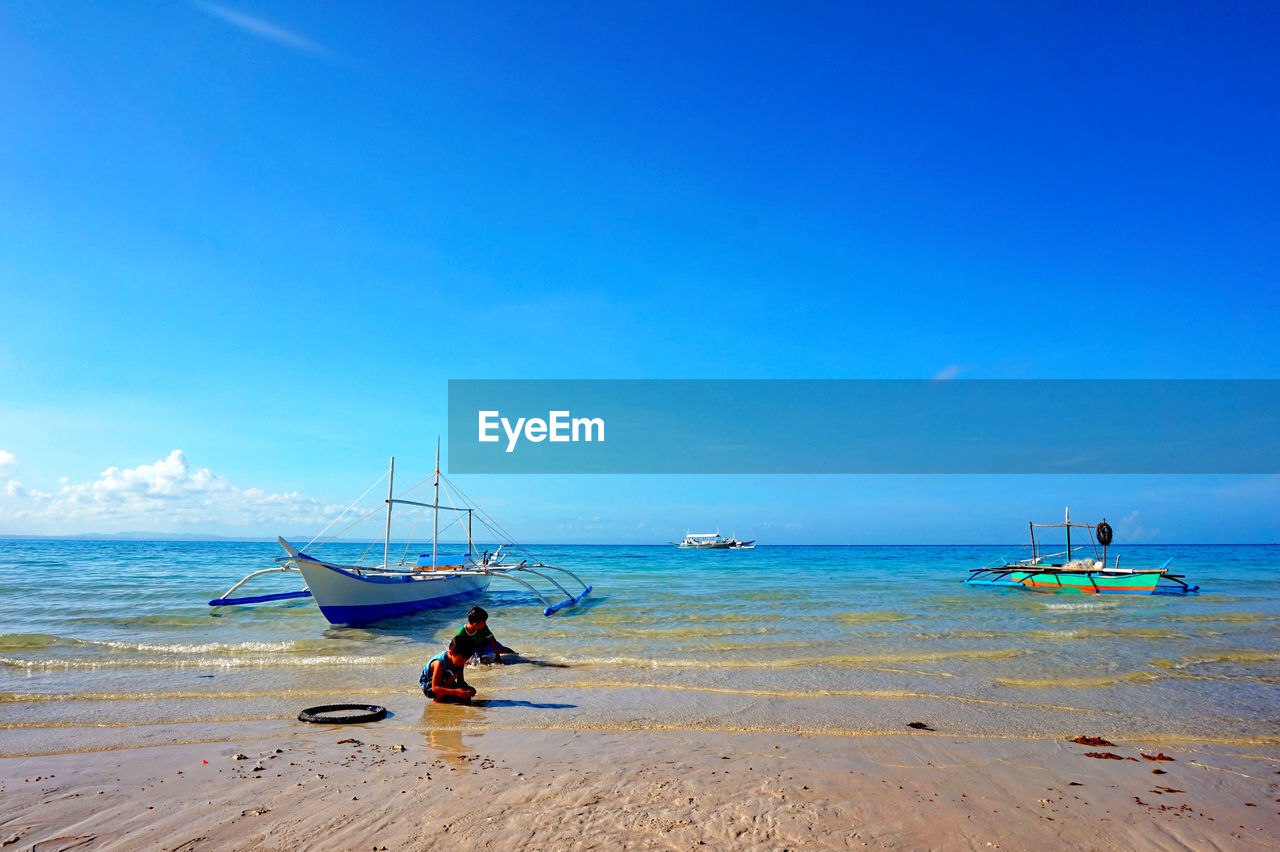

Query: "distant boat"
(965, 508), (1197, 595)
(210, 449), (591, 625)
(673, 530), (756, 549)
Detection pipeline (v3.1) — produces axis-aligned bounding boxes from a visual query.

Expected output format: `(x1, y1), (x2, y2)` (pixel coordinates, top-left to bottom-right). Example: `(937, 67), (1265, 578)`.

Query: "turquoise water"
(1, 541), (1278, 748)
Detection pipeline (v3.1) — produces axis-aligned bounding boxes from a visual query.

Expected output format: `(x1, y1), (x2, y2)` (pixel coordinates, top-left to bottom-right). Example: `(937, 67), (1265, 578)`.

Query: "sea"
(2, 541), (1278, 754)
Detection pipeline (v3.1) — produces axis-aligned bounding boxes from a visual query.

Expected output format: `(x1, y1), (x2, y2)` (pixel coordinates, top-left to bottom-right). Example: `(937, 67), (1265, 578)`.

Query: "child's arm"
(432, 664), (476, 699)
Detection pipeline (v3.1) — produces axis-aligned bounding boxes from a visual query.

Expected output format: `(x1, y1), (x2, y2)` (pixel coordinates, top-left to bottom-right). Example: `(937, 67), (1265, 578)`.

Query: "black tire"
(1096, 521), (1113, 546)
(297, 704), (387, 724)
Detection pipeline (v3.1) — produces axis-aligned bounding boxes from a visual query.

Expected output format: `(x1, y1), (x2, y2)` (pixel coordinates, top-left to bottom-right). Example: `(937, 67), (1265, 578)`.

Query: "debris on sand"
(1068, 736), (1114, 747)
(907, 722), (935, 731)
(1083, 752), (1138, 761)
(1140, 752), (1175, 762)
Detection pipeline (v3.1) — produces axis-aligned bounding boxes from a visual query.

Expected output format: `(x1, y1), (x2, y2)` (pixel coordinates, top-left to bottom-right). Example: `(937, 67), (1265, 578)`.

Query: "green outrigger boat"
(966, 508), (1199, 595)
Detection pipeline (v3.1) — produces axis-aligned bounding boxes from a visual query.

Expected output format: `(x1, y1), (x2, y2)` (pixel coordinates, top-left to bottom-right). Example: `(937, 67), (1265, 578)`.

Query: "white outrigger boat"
(672, 530), (756, 549)
(210, 451), (591, 626)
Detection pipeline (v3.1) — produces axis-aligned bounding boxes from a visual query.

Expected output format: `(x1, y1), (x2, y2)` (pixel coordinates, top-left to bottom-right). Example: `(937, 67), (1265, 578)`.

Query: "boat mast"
(1064, 506), (1070, 564)
(384, 457), (395, 569)
(433, 439), (440, 569)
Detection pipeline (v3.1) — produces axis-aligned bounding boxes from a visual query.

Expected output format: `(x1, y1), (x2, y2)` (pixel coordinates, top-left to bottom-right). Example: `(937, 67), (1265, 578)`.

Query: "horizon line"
(0, 535), (1274, 547)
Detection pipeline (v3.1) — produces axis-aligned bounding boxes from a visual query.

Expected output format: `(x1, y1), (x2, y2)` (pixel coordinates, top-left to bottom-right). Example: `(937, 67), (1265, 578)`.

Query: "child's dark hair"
(448, 636), (464, 655)
(467, 606), (488, 624)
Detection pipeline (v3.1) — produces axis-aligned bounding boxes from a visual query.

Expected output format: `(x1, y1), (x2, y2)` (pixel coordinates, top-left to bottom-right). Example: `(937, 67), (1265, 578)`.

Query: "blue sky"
(0, 1), (1276, 542)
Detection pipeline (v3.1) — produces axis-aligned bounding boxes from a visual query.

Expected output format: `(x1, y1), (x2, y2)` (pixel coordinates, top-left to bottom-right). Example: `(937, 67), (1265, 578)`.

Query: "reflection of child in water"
(454, 605), (515, 663)
(422, 721), (465, 754)
(419, 637), (476, 704)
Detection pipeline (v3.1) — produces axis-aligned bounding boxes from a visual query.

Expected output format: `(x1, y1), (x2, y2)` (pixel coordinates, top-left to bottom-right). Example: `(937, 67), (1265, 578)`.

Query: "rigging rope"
(312, 468), (444, 563)
(439, 473), (539, 563)
(399, 500), (428, 566)
(297, 465), (547, 570)
(304, 471), (388, 551)
(312, 504), (388, 551)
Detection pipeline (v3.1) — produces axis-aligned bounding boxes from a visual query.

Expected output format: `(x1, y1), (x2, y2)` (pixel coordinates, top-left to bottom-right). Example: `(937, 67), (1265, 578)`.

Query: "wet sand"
(2, 719), (1277, 850)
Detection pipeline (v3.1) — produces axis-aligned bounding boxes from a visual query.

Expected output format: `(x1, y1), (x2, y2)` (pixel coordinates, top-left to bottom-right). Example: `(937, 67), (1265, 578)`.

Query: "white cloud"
(0, 450), (14, 473)
(931, 364), (968, 382)
(1116, 510), (1158, 543)
(0, 450), (345, 535)
(186, 1), (335, 58)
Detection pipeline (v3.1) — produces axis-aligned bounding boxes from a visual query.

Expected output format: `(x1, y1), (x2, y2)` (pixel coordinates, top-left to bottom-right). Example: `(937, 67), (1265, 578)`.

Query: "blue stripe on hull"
(317, 585), (487, 627)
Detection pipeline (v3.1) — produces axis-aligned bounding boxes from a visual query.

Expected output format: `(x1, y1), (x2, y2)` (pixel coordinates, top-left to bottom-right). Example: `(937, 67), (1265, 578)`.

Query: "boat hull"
(674, 540), (756, 549)
(966, 567), (1162, 595)
(295, 558), (490, 626)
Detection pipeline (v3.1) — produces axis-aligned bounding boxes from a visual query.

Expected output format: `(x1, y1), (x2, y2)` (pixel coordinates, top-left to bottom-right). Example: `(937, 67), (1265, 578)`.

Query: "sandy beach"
(2, 714), (1276, 851)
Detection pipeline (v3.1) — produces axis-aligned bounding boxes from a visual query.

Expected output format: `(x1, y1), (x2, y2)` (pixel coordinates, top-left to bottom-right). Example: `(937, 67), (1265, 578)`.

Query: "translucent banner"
(447, 380), (1279, 474)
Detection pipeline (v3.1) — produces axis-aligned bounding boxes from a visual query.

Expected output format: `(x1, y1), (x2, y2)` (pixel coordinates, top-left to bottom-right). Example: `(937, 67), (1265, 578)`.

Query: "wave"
(1176, 613), (1278, 625)
(832, 611), (911, 625)
(0, 654), (407, 670)
(685, 639), (833, 654)
(0, 633), (64, 651)
(1037, 600), (1122, 611)
(1025, 627), (1189, 641)
(1153, 650), (1280, 669)
(515, 678), (1113, 714)
(573, 611), (786, 626)
(0, 687), (410, 703)
(532, 625), (777, 641)
(0, 634), (405, 658)
(4, 716), (1274, 747)
(896, 627), (1192, 642)
(993, 671), (1162, 688)
(78, 614), (222, 628)
(549, 648), (1028, 669)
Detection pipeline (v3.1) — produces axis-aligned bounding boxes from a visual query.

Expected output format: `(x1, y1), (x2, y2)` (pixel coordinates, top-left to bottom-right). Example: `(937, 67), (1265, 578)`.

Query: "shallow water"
(1, 541), (1278, 747)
